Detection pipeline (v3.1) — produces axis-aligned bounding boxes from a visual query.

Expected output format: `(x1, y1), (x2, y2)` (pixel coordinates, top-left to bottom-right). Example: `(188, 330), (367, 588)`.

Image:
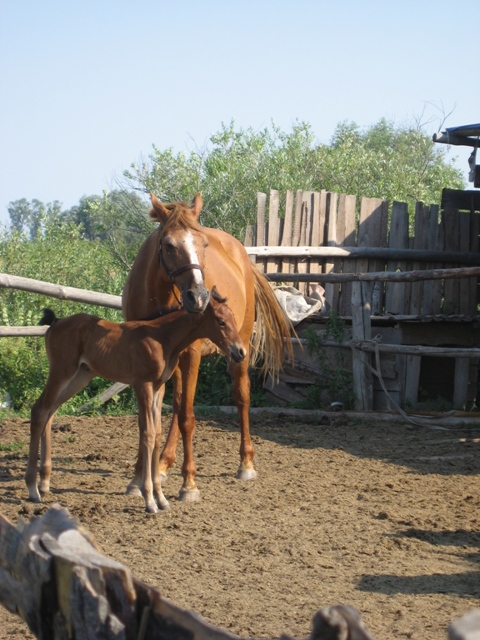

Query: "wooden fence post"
(351, 281), (373, 410)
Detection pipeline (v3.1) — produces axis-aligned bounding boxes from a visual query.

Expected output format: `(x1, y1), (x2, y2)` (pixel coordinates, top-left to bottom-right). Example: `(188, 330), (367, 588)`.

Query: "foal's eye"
(218, 320), (226, 327)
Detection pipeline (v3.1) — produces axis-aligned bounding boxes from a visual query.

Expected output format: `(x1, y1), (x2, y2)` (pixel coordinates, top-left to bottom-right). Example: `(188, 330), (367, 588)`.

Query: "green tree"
(62, 190), (150, 268)
(8, 199), (62, 240)
(124, 118), (465, 240)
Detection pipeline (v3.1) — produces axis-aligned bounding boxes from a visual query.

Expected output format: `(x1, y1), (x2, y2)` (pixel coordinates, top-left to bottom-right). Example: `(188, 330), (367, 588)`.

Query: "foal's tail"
(39, 308), (58, 326)
(250, 266), (296, 381)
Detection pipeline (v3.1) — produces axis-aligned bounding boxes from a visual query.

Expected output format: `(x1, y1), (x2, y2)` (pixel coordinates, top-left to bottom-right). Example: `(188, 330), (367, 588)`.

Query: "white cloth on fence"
(273, 286), (325, 325)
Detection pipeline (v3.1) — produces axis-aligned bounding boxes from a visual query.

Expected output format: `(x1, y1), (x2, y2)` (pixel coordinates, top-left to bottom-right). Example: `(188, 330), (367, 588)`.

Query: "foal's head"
(206, 286), (247, 364)
(150, 193), (210, 314)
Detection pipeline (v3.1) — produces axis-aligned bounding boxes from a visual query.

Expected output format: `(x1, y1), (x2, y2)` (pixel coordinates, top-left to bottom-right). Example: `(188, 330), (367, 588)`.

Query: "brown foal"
(25, 287), (246, 513)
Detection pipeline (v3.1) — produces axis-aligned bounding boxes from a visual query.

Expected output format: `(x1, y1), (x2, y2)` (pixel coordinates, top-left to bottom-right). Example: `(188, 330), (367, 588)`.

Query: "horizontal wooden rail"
(0, 274), (122, 309)
(293, 338), (480, 359)
(246, 245), (480, 264)
(266, 266), (480, 283)
(0, 326), (48, 336)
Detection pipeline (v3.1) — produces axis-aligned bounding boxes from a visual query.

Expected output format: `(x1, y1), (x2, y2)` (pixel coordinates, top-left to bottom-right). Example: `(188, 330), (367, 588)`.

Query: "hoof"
(145, 502), (159, 514)
(158, 498), (171, 511)
(28, 494), (42, 503)
(125, 483), (142, 497)
(236, 467), (257, 481)
(39, 482), (50, 494)
(178, 488), (201, 503)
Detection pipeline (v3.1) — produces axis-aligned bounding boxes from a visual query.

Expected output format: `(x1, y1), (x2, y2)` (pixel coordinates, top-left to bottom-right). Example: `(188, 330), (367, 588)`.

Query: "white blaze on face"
(184, 231), (203, 285)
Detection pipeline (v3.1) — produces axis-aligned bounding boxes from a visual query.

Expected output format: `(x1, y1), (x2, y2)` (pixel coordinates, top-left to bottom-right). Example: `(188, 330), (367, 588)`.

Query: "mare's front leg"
(168, 344), (202, 502)
(135, 383), (169, 513)
(232, 357), (256, 480)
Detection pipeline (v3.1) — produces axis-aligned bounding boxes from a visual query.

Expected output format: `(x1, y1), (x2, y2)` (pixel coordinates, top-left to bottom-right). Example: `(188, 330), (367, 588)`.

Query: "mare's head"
(150, 193), (210, 313)
(206, 286), (247, 364)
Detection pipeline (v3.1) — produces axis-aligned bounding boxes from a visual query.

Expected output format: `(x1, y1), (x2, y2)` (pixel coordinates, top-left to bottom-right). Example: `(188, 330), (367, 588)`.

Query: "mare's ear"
(191, 192), (203, 220)
(149, 193), (170, 223)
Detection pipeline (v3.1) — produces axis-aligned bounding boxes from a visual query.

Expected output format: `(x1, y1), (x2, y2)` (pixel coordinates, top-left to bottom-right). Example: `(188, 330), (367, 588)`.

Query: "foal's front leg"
(135, 384), (169, 513)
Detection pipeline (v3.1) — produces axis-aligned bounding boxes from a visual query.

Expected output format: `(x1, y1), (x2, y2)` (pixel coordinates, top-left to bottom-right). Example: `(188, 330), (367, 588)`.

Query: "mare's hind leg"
(232, 356), (256, 480)
(25, 366), (95, 502)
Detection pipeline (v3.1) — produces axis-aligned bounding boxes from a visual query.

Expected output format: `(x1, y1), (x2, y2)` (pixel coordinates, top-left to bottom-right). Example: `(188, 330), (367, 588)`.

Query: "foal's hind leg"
(25, 366), (95, 502)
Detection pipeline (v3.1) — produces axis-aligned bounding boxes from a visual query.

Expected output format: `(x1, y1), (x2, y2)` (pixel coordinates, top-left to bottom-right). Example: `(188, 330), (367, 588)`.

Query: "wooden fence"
(245, 189), (480, 316)
(245, 189), (480, 411)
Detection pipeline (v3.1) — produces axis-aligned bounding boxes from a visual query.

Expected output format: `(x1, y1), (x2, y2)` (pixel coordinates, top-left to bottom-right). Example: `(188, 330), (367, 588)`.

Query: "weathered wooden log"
(0, 505), (378, 640)
(0, 273), (122, 309)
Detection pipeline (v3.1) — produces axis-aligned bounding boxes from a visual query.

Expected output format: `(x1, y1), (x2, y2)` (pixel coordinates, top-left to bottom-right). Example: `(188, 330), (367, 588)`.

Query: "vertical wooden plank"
(409, 201), (430, 315)
(356, 197), (388, 314)
(351, 281), (373, 410)
(266, 189), (280, 275)
(337, 194), (357, 317)
(469, 211), (480, 313)
(404, 355), (422, 406)
(453, 358), (469, 410)
(432, 211), (445, 313)
(290, 191), (304, 291)
(422, 205), (439, 315)
(244, 225), (253, 247)
(256, 192), (266, 274)
(297, 192), (311, 294)
(324, 192), (338, 311)
(443, 205), (460, 313)
(385, 201), (409, 314)
(307, 192), (322, 290)
(281, 190), (294, 275)
(458, 212), (471, 314)
(292, 190), (303, 246)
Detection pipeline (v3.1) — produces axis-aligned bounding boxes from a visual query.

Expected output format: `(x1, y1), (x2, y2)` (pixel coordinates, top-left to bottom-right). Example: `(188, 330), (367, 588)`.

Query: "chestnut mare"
(122, 193), (294, 502)
(25, 288), (246, 513)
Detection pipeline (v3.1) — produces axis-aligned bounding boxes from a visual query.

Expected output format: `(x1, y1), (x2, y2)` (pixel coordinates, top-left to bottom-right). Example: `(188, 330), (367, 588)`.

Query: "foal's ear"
(149, 193), (170, 223)
(191, 192), (203, 220)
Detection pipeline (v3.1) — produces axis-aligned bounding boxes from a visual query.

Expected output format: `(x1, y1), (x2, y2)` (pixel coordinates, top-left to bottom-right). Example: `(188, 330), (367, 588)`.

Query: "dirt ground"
(0, 411), (479, 640)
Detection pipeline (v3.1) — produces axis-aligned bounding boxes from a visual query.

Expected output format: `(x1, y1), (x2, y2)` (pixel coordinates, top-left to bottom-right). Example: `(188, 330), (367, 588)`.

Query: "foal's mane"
(139, 303), (183, 322)
(154, 201), (203, 236)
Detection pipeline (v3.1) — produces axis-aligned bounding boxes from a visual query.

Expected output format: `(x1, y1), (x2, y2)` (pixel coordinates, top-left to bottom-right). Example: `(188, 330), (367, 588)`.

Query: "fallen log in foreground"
(0, 505), (477, 640)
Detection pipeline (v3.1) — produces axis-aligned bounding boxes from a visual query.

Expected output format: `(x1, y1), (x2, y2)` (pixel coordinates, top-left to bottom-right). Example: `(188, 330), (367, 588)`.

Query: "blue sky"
(1, 0), (479, 227)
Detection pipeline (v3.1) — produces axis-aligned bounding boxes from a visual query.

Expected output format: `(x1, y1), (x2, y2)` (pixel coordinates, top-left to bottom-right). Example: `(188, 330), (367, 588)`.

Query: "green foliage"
(0, 217), (135, 413)
(294, 316), (355, 410)
(124, 118), (465, 240)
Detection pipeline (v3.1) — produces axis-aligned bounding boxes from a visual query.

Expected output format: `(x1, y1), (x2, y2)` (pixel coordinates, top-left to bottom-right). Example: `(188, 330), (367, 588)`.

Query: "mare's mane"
(152, 201), (203, 236)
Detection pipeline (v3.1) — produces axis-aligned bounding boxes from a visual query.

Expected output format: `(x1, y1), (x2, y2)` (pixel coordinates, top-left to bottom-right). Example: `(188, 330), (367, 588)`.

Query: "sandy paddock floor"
(0, 412), (479, 639)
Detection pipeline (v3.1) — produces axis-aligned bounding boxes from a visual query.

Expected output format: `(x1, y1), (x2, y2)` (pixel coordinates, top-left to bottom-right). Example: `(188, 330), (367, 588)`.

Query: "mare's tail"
(39, 308), (58, 326)
(250, 266), (296, 381)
